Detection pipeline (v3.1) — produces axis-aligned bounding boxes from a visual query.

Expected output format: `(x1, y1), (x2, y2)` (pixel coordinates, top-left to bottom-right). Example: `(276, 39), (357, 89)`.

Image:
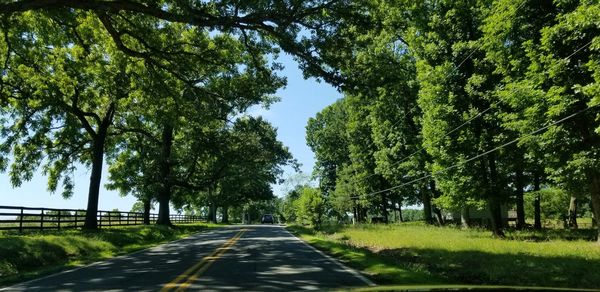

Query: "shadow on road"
(184, 225), (368, 291)
(3, 225), (369, 291)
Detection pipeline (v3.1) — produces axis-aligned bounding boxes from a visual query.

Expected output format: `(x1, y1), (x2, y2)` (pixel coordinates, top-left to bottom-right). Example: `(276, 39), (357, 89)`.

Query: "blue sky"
(0, 54), (341, 212)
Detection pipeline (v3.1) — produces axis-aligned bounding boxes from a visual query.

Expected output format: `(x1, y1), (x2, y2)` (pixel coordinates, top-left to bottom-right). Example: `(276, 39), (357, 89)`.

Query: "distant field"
(288, 223), (600, 289)
(0, 223), (219, 286)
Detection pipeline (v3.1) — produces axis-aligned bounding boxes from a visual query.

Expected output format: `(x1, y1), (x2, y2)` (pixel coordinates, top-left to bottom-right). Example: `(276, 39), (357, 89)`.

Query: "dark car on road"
(261, 214), (274, 224)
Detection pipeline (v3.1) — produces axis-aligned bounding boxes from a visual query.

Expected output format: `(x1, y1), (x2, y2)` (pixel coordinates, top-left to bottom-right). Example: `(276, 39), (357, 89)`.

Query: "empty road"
(2, 225), (374, 291)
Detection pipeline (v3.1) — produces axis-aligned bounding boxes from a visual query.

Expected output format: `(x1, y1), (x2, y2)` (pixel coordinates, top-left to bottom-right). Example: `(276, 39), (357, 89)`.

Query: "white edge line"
(0, 227), (224, 291)
(283, 227), (377, 287)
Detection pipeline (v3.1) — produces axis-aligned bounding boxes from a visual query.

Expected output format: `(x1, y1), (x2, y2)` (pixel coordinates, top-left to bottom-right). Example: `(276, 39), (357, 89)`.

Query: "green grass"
(0, 223), (220, 286)
(288, 223), (600, 289)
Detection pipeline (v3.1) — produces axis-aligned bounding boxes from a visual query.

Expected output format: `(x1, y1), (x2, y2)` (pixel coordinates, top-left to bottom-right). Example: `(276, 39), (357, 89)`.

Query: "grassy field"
(0, 223), (219, 286)
(288, 223), (600, 289)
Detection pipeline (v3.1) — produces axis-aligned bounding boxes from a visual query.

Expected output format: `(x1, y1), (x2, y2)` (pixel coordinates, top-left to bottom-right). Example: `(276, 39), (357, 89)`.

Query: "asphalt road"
(2, 225), (374, 291)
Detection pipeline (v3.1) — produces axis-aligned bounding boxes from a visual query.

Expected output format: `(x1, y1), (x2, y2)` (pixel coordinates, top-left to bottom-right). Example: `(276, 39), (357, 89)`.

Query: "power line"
(347, 38), (595, 200)
(388, 102), (497, 167)
(348, 98), (598, 200)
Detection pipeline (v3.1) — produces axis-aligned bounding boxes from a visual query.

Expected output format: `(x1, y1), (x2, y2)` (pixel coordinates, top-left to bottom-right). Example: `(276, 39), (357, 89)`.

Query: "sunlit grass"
(341, 224), (598, 258)
(0, 223), (219, 286)
(289, 223), (600, 289)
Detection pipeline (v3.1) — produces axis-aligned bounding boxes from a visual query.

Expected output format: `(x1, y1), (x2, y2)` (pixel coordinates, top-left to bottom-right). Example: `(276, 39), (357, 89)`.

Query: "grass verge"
(0, 223), (220, 286)
(287, 223), (600, 290)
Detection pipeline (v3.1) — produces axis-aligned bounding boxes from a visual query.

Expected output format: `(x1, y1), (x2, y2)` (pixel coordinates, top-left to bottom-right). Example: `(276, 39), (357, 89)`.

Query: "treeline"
(305, 0), (600, 240)
(278, 185), (424, 227)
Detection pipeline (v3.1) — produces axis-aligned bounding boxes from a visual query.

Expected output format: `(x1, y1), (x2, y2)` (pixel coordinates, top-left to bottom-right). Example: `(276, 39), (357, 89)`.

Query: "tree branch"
(109, 126), (160, 144)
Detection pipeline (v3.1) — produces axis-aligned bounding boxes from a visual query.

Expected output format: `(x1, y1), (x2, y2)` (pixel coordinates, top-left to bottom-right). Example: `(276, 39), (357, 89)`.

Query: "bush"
(295, 187), (325, 228)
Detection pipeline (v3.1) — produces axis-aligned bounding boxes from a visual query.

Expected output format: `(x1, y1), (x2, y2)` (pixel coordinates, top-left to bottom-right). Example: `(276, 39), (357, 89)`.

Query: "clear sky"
(0, 53), (341, 211)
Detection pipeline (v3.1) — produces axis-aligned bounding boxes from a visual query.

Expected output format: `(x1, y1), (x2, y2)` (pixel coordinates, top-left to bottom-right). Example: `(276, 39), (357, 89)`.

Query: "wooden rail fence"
(0, 205), (203, 232)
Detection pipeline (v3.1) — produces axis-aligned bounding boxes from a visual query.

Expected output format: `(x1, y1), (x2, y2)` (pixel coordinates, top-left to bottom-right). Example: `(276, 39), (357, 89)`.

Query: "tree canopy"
(304, 0), (600, 241)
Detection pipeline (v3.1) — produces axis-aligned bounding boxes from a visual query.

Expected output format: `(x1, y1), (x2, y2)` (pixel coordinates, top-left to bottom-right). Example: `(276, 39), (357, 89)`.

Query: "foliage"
(401, 209), (424, 222)
(0, 11), (134, 198)
(294, 187), (326, 228)
(0, 0), (350, 229)
(2, 0), (600, 242)
(306, 99), (351, 195)
(304, 0), (600, 241)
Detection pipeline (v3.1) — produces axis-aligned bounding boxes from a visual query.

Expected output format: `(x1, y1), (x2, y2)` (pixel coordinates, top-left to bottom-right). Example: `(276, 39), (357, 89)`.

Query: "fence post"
(58, 211), (61, 230)
(98, 211), (102, 229)
(75, 210), (78, 228)
(126, 212), (130, 225)
(40, 208), (44, 231)
(19, 207), (23, 233)
(108, 211), (112, 227)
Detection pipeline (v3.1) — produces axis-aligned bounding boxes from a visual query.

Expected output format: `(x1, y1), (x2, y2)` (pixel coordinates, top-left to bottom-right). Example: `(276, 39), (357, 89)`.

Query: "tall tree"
(107, 28), (286, 225)
(306, 99), (351, 195)
(481, 0), (561, 231)
(402, 0), (511, 236)
(345, 94), (391, 222)
(0, 11), (139, 229)
(525, 1), (600, 242)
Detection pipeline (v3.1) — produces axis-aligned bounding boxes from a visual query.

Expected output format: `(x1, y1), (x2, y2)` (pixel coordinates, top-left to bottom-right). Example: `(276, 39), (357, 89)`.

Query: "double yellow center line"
(161, 229), (247, 292)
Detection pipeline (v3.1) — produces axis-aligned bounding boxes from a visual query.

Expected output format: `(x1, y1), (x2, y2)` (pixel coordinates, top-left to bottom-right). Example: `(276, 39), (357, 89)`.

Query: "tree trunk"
(589, 172), (600, 243)
(515, 161), (526, 230)
(208, 203), (217, 223)
(82, 115), (113, 230)
(568, 195), (578, 229)
(157, 193), (171, 225)
(591, 199), (598, 228)
(206, 185), (218, 224)
(433, 206), (445, 226)
(83, 134), (106, 230)
(429, 181), (444, 225)
(81, 102), (115, 230)
(487, 199), (504, 236)
(357, 207), (363, 223)
(156, 124), (174, 226)
(143, 199), (151, 225)
(487, 154), (505, 237)
(533, 172), (542, 230)
(381, 193), (389, 223)
(421, 185), (433, 224)
(352, 205), (358, 225)
(461, 207), (470, 229)
(398, 202), (403, 223)
(360, 207), (367, 223)
(222, 206), (229, 223)
(208, 204), (214, 223)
